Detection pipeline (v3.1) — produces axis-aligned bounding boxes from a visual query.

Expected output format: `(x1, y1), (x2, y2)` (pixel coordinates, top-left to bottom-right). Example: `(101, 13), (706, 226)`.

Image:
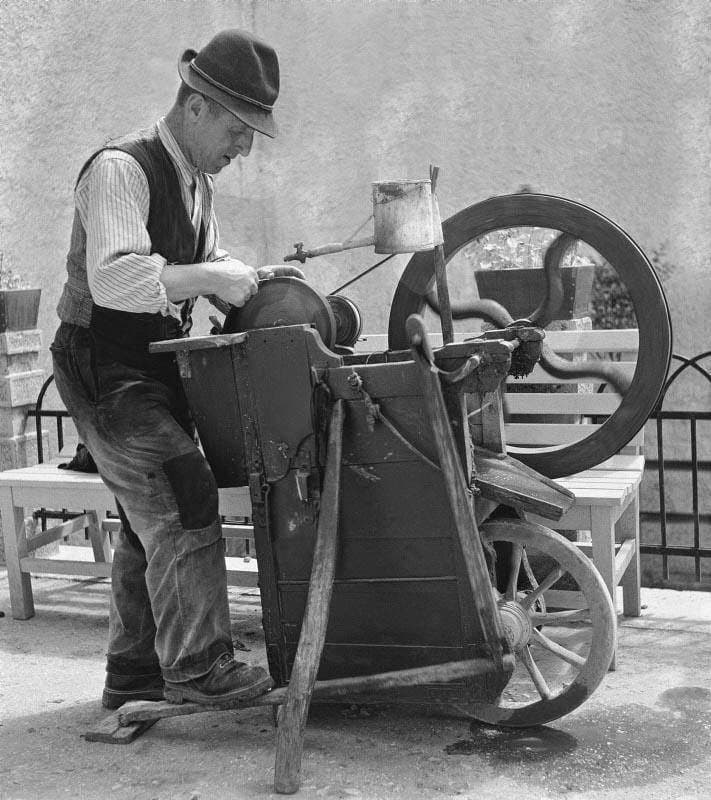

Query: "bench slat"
(586, 455), (645, 472)
(506, 423), (601, 444)
(541, 328), (638, 351)
(0, 466), (253, 518)
(505, 423), (646, 447)
(504, 392), (621, 414)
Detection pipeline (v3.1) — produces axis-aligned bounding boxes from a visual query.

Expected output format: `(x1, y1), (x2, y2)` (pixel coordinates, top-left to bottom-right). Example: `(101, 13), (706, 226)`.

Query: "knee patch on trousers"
(163, 451), (218, 530)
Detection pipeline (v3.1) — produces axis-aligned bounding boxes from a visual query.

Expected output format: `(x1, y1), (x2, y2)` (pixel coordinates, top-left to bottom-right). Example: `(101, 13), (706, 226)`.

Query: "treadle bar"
(114, 655), (517, 727)
(406, 315), (506, 670)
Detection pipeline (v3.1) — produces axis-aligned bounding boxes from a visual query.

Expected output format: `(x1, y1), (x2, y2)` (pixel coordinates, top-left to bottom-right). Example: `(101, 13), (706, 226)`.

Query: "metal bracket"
(175, 350), (191, 380)
(249, 472), (266, 506)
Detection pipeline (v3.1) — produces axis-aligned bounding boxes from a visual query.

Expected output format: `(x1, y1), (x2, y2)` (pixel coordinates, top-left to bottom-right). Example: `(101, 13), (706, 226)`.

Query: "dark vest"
(80, 128), (206, 369)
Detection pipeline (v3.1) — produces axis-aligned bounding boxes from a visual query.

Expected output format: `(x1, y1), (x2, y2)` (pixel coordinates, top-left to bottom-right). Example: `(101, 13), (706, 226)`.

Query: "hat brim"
(178, 50), (277, 138)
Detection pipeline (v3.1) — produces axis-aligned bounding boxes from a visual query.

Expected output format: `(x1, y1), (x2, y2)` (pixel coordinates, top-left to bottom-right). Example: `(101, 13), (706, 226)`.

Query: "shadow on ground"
(2, 577), (711, 799)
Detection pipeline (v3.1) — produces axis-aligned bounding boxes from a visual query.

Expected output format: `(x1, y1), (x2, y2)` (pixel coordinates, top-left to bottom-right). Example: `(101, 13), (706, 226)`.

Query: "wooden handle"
(274, 399), (344, 794)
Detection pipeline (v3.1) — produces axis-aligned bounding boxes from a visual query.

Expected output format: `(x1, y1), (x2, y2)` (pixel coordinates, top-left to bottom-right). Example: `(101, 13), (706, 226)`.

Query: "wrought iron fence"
(640, 351), (711, 589)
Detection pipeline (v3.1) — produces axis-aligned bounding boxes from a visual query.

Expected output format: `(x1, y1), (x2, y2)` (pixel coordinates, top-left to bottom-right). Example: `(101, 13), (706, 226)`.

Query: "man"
(52, 29), (288, 709)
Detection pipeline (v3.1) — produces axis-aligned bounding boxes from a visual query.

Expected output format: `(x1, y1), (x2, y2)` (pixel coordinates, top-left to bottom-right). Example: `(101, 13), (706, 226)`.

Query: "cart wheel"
(387, 194), (672, 478)
(462, 518), (615, 727)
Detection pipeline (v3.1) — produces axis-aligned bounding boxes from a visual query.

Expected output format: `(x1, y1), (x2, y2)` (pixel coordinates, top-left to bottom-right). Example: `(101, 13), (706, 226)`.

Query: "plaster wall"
(0, 0), (709, 396)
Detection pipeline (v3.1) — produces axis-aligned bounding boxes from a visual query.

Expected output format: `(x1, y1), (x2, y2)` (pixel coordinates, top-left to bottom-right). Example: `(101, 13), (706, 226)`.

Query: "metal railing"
(640, 351), (711, 588)
(28, 374), (70, 465)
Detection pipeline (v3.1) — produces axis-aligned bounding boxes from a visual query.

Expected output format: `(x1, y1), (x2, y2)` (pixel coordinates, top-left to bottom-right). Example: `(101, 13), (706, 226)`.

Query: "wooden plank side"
(283, 642), (472, 678)
(505, 426), (642, 448)
(505, 422), (601, 444)
(24, 514), (95, 551)
(19, 557), (112, 577)
(218, 486), (252, 517)
(279, 580), (463, 647)
(341, 396), (437, 466)
(543, 328), (639, 352)
(592, 455), (645, 471)
(328, 361), (423, 400)
(0, 468), (252, 518)
(225, 567), (260, 588)
(332, 537), (456, 580)
(12, 485), (115, 513)
(271, 460), (455, 582)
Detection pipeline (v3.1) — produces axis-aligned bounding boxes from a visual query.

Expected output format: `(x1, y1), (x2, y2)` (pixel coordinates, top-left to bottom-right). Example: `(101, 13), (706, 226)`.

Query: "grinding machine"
(150, 181), (672, 793)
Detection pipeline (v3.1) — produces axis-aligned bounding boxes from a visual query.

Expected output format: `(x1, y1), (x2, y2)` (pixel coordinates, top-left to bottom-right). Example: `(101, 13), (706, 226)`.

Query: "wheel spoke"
(531, 628), (587, 668)
(530, 608), (591, 625)
(521, 645), (553, 700)
(520, 566), (564, 609)
(471, 520), (617, 726)
(506, 543), (523, 600)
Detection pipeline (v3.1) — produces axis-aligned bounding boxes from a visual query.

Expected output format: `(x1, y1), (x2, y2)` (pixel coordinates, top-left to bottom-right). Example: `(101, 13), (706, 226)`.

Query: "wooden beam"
(25, 514), (94, 552)
(274, 399), (344, 794)
(117, 654), (517, 726)
(407, 316), (506, 669)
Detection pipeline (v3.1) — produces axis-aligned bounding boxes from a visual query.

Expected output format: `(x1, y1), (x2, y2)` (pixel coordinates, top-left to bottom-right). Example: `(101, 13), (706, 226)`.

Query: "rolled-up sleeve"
(78, 151), (173, 315)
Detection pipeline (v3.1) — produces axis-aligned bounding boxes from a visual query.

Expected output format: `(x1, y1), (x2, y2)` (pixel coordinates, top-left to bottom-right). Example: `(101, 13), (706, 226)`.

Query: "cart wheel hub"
(498, 600), (533, 651)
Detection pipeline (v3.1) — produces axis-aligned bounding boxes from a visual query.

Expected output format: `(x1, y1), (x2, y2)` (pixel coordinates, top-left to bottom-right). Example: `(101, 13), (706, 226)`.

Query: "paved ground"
(1, 566), (710, 800)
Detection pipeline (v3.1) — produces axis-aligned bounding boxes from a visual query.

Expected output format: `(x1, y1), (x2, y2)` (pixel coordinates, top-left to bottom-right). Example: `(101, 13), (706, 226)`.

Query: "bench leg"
(590, 506), (618, 670)
(86, 510), (112, 563)
(617, 495), (641, 617)
(0, 491), (34, 619)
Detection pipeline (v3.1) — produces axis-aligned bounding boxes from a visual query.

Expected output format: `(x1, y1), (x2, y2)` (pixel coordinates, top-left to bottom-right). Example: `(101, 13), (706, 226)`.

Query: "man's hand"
(208, 259), (259, 307)
(257, 265), (306, 281)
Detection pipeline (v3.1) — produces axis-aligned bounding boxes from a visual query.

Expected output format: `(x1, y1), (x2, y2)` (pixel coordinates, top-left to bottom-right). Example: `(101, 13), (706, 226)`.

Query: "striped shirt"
(74, 117), (226, 322)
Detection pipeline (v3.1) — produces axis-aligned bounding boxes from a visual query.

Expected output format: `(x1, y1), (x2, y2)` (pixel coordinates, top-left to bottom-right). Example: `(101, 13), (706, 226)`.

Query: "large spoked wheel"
(387, 194), (672, 477)
(462, 518), (615, 727)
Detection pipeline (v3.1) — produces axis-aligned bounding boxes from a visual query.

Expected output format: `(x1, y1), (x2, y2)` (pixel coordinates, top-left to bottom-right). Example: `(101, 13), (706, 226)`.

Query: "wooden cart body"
(161, 322), (568, 707)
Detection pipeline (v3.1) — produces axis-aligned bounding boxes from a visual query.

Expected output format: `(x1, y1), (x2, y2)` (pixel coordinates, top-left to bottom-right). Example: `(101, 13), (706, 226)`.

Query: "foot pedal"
(83, 711), (158, 744)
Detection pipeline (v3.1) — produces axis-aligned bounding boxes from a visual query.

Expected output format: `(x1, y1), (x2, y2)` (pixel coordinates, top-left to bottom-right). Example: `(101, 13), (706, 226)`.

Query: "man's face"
(190, 98), (255, 174)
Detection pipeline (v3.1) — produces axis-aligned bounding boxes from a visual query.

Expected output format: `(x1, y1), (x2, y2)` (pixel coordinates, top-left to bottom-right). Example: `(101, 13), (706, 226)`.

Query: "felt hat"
(178, 29), (279, 138)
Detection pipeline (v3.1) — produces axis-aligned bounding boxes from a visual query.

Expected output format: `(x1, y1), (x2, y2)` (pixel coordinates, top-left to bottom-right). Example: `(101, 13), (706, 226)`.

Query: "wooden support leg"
(590, 506), (618, 670)
(617, 495), (641, 618)
(0, 489), (34, 619)
(86, 509), (112, 563)
(408, 317), (505, 668)
(273, 399), (344, 795)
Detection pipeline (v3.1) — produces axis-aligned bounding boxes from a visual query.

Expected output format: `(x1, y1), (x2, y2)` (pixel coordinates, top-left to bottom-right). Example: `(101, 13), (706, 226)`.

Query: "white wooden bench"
(0, 463), (257, 619)
(356, 328), (644, 637)
(503, 328), (643, 620)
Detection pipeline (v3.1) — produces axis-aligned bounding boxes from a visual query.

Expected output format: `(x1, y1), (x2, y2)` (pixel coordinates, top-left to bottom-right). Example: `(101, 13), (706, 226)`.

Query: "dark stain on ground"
(445, 725), (577, 759)
(444, 687), (711, 794)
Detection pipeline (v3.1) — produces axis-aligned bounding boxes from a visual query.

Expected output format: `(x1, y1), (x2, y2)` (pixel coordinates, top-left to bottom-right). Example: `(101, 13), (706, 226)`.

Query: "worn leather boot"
(102, 671), (165, 709)
(164, 653), (273, 705)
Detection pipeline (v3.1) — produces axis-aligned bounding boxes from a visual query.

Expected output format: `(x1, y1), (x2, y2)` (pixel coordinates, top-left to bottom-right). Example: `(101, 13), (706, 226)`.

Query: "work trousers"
(50, 322), (233, 681)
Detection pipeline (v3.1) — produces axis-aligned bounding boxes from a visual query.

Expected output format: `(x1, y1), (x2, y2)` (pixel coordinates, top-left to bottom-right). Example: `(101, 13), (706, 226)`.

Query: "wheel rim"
(462, 518), (616, 727)
(388, 194), (672, 477)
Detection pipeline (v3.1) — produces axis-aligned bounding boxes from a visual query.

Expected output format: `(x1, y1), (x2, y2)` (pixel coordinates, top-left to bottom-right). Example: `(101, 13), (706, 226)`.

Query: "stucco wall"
(1, 0), (709, 394)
